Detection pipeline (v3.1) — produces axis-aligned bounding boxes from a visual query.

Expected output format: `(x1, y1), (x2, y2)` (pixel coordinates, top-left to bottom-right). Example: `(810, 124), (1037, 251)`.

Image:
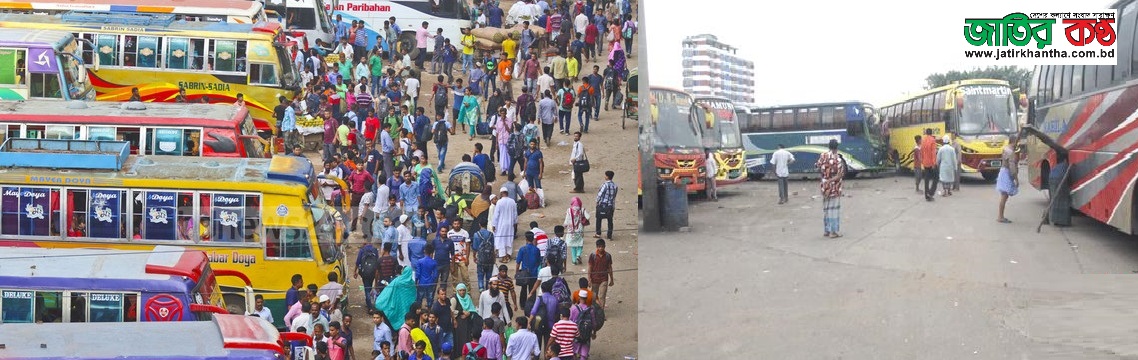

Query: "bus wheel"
(981, 171), (999, 182)
(223, 294), (247, 315)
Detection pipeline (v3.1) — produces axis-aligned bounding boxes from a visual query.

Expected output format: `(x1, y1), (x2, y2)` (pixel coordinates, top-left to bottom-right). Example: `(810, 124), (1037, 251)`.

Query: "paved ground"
(640, 171), (1138, 359)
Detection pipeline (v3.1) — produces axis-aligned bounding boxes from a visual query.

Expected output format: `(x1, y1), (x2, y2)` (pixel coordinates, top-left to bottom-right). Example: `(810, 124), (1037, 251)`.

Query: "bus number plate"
(990, 160), (1002, 168)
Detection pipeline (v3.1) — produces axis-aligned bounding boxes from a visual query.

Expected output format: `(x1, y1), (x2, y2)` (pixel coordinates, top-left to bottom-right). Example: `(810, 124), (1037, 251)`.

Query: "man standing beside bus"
(920, 128), (939, 202)
(277, 96), (298, 154)
(771, 144), (794, 204)
(416, 22), (431, 71)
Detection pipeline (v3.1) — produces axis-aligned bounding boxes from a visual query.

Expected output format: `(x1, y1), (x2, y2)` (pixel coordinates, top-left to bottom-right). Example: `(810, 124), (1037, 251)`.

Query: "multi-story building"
(681, 34), (755, 104)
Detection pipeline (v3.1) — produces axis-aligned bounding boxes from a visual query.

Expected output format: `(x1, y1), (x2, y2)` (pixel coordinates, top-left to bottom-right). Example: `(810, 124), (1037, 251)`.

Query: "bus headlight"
(658, 168), (673, 175)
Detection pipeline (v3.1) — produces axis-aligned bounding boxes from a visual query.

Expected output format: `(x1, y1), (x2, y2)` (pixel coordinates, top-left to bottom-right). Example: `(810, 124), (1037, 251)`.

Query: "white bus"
(266, 0), (336, 49)
(329, 0), (471, 54)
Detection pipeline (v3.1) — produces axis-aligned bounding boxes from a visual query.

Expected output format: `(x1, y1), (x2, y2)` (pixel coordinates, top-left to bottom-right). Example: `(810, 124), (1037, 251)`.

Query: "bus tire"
(223, 293), (247, 315)
(400, 32), (418, 58)
(981, 171), (999, 182)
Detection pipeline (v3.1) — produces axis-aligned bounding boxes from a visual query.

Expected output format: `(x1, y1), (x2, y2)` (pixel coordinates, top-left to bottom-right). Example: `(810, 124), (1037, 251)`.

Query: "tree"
(924, 66), (1032, 90)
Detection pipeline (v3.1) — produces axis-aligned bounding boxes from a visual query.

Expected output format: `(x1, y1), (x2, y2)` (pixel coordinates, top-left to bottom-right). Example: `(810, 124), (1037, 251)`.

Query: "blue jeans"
(436, 143), (448, 170)
(370, 75), (382, 96)
(477, 264), (492, 291)
(526, 172), (541, 189)
(577, 107), (592, 132)
(323, 143), (336, 162)
(558, 110), (571, 132)
(462, 54), (473, 74)
(593, 93), (602, 117)
(416, 284), (432, 306)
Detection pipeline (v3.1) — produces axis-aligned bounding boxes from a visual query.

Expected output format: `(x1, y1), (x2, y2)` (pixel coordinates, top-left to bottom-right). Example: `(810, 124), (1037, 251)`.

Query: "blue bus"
(738, 101), (888, 178)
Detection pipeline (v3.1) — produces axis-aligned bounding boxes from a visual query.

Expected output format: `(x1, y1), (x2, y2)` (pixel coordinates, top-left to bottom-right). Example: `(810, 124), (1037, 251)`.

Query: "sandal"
(997, 218), (1012, 223)
(829, 233), (843, 238)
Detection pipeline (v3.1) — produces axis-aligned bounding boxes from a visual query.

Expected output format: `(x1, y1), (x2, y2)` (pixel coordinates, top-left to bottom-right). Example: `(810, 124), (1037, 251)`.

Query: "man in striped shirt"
(547, 309), (578, 359)
(594, 170), (617, 240)
(355, 84), (373, 121)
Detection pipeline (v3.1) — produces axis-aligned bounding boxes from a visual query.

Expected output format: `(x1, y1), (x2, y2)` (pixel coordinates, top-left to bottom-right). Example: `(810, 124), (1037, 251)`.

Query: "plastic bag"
(518, 178), (530, 195)
(374, 267), (418, 331)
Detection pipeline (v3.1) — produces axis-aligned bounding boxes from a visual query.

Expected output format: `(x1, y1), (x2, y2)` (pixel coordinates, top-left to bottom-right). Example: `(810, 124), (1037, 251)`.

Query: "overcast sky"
(644, 0), (1115, 107)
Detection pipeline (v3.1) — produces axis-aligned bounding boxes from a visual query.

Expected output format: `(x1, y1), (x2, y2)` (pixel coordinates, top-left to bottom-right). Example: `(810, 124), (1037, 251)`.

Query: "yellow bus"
(0, 11), (301, 134)
(880, 79), (1019, 181)
(0, 138), (342, 329)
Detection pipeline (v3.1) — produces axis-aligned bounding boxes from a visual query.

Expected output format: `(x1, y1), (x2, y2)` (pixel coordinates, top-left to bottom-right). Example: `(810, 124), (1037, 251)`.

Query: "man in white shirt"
(504, 316), (541, 360)
(253, 294), (273, 324)
(290, 301), (314, 334)
(478, 287), (512, 321)
(569, 132), (586, 193)
(574, 11), (589, 36)
(536, 68), (555, 102)
(770, 144), (795, 204)
(405, 76), (421, 109)
(705, 152), (718, 201)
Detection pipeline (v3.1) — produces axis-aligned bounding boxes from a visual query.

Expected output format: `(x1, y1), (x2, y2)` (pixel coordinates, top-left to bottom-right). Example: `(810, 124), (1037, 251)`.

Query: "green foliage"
(924, 66), (1032, 90)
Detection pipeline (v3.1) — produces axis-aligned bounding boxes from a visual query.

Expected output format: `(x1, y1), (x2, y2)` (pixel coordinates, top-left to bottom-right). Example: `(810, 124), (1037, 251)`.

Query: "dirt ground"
(303, 4), (640, 357)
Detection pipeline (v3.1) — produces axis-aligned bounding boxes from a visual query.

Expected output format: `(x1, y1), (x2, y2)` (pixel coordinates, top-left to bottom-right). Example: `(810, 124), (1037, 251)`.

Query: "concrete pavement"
(640, 174), (1138, 359)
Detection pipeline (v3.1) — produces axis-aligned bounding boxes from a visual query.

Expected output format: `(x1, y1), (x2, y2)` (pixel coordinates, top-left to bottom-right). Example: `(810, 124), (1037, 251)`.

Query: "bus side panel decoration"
(142, 293), (185, 322)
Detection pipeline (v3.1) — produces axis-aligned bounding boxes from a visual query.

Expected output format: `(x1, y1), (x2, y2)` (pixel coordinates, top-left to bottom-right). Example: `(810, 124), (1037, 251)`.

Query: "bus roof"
(0, 101), (248, 127)
(0, 314), (282, 358)
(750, 101), (875, 111)
(880, 79), (1010, 108)
(0, 12), (280, 37)
(0, 0), (264, 14)
(0, 27), (72, 46)
(0, 245), (203, 281)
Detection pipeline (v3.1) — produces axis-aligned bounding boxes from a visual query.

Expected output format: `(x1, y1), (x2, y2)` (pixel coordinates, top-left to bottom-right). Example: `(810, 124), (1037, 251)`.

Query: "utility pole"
(638, 0), (661, 232)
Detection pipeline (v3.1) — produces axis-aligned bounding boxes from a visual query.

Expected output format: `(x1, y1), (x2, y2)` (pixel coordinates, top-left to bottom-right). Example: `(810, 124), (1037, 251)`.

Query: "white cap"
(318, 294), (330, 303)
(500, 187), (509, 193)
(399, 214), (410, 224)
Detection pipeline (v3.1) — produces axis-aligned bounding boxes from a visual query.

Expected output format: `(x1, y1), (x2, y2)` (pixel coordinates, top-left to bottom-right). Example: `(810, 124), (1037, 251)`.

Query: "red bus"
(0, 100), (269, 158)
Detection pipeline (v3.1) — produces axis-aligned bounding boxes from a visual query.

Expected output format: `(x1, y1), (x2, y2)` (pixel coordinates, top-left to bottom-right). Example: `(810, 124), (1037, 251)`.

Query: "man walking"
(920, 128), (939, 201)
(594, 170), (617, 240)
(704, 152), (718, 201)
(538, 91), (557, 146)
(815, 139), (845, 238)
(586, 239), (613, 309)
(770, 144), (794, 204)
(569, 132), (586, 193)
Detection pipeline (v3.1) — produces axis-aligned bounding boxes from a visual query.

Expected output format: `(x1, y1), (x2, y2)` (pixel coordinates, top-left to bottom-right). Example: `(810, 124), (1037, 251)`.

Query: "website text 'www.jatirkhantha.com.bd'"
(964, 48), (1115, 61)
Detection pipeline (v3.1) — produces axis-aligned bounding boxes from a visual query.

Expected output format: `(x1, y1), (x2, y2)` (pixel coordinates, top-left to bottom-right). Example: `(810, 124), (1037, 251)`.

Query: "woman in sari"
(458, 87), (482, 140)
(450, 283), (481, 354)
(563, 196), (591, 264)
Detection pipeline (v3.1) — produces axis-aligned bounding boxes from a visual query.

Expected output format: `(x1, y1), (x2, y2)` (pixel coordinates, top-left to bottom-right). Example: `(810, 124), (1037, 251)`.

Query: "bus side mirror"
(1026, 101), (1036, 126)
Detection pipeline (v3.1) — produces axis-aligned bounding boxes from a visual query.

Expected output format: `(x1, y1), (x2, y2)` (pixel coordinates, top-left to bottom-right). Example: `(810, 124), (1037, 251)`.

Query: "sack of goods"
(470, 24), (548, 44)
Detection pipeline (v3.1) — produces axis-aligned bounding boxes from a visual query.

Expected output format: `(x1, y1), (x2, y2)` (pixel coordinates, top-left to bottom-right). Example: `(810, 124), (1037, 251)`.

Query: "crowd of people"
(265, 0), (637, 359)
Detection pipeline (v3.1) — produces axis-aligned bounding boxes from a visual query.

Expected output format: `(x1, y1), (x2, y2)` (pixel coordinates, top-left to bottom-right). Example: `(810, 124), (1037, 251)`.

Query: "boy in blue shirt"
(414, 243), (438, 307)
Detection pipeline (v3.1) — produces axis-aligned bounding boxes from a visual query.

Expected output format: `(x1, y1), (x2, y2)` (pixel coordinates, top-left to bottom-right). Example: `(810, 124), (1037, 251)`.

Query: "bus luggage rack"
(0, 139), (130, 170)
(61, 10), (176, 26)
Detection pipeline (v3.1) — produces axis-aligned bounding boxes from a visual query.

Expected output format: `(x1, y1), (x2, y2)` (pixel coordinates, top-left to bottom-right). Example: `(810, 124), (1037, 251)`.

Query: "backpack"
(444, 194), (461, 221)
(560, 89), (574, 109)
(525, 190), (541, 210)
(622, 25), (633, 39)
(463, 342), (484, 360)
(577, 87), (592, 108)
(433, 121), (449, 146)
(416, 119), (433, 143)
(507, 132), (525, 157)
(575, 304), (594, 343)
(551, 277), (571, 310)
(476, 230), (495, 266)
(545, 238), (564, 270)
(523, 125), (539, 146)
(524, 101), (537, 122)
(434, 88), (447, 108)
(359, 246), (379, 277)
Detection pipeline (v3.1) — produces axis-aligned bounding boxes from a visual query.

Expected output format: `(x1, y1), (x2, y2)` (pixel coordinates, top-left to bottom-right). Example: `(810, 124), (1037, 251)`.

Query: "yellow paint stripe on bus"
(7, 3), (33, 9)
(136, 6), (173, 13)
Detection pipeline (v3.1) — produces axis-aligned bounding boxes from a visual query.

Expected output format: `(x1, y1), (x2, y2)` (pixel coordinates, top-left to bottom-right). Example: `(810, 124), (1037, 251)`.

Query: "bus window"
(29, 73), (61, 98)
(1, 186), (58, 236)
(86, 189), (126, 239)
(88, 292), (125, 322)
(189, 39), (206, 70)
(167, 37), (190, 69)
(45, 125), (79, 140)
(211, 193), (246, 242)
(287, 8), (317, 31)
(185, 129), (202, 156)
(2, 290), (35, 322)
(245, 194), (261, 242)
(79, 33), (95, 65)
(149, 128), (187, 156)
(266, 227), (312, 258)
(0, 124), (12, 144)
(249, 63), (278, 86)
(124, 294), (138, 322)
(177, 193), (195, 240)
(0, 48), (26, 85)
(116, 127), (142, 154)
(68, 189), (88, 237)
(138, 36), (162, 68)
(88, 126), (115, 141)
(70, 292), (87, 322)
(96, 34), (119, 66)
(37, 291), (63, 323)
(209, 40), (246, 72)
(137, 191), (181, 240)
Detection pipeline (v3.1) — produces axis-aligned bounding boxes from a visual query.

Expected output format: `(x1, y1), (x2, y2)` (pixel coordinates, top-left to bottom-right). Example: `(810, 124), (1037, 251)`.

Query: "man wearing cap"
(397, 214), (414, 268)
(489, 187), (518, 263)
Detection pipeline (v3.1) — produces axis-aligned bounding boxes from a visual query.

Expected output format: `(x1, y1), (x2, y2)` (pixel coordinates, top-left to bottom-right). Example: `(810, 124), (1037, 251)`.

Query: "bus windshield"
(59, 53), (92, 100)
(274, 43), (300, 90)
(958, 85), (1017, 135)
(651, 90), (702, 149)
(310, 205), (339, 264)
(718, 119), (743, 148)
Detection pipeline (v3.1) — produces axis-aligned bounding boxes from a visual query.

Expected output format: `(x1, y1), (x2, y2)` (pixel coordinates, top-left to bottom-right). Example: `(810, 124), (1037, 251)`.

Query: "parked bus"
(330, 0), (472, 54)
(267, 0), (336, 48)
(0, 11), (302, 133)
(0, 28), (93, 101)
(0, 139), (344, 328)
(1024, 0), (1138, 235)
(693, 96), (747, 185)
(740, 101), (887, 178)
(641, 86), (706, 196)
(0, 100), (268, 158)
(0, 246), (253, 323)
(0, 0), (325, 50)
(880, 79), (1019, 181)
(0, 313), (313, 359)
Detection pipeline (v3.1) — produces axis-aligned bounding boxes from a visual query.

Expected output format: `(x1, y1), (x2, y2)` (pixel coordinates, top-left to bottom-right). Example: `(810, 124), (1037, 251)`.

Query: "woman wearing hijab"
(609, 38), (626, 82)
(937, 134), (958, 197)
(417, 167), (443, 211)
(486, 89), (504, 122)
(458, 87), (482, 140)
(564, 196), (591, 264)
(450, 283), (480, 353)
